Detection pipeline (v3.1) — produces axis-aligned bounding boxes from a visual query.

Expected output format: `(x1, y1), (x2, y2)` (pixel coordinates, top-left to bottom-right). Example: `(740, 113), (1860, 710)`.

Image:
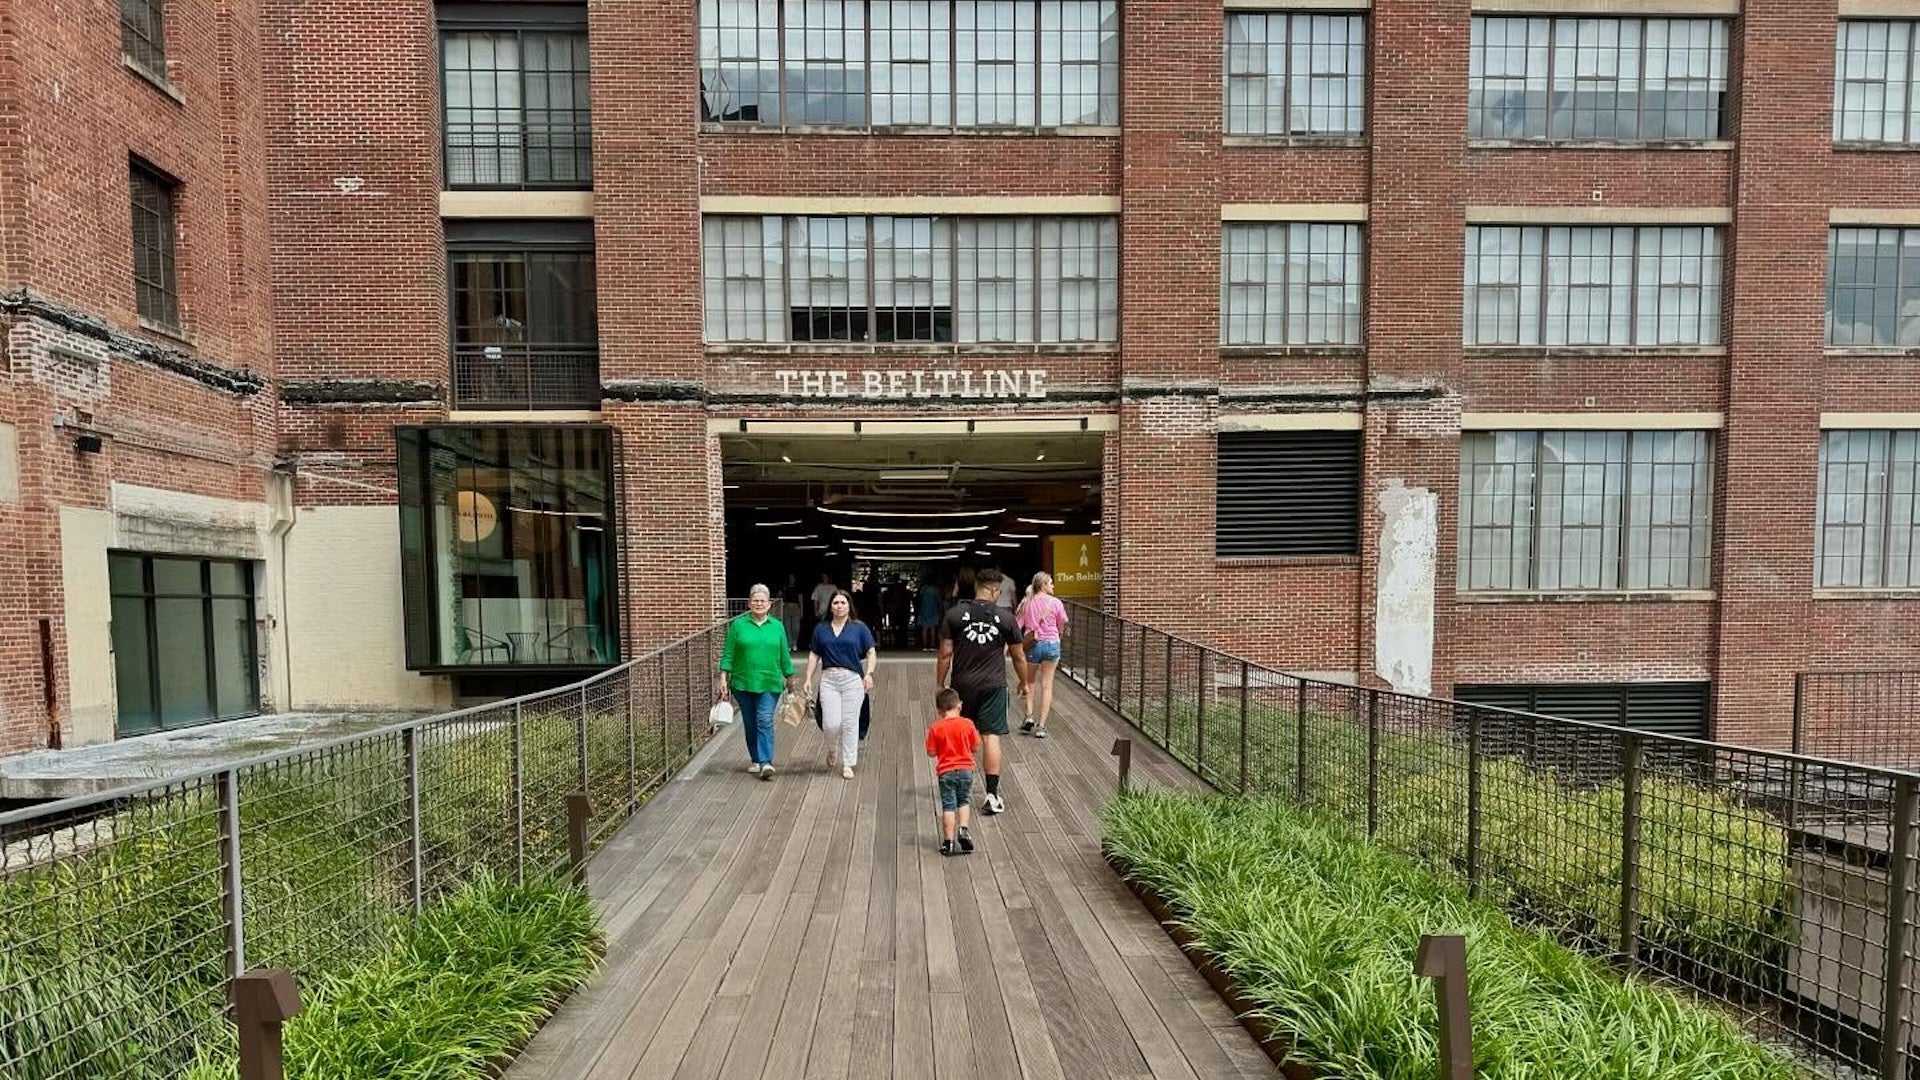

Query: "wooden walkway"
(506, 657), (1279, 1080)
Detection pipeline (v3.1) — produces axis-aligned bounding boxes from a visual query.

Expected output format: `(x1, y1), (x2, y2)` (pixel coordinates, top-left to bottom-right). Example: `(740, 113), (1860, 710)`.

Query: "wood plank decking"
(505, 657), (1278, 1080)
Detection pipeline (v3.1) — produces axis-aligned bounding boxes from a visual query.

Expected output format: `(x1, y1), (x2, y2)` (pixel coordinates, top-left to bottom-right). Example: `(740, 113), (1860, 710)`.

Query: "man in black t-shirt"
(936, 568), (1032, 816)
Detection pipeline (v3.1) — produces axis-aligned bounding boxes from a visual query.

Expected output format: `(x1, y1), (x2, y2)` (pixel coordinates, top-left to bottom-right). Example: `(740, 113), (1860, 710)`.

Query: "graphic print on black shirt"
(941, 599), (1020, 693)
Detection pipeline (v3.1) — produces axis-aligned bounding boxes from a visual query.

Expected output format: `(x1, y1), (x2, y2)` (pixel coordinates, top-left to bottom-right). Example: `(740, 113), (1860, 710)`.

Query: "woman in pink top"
(1015, 571), (1069, 738)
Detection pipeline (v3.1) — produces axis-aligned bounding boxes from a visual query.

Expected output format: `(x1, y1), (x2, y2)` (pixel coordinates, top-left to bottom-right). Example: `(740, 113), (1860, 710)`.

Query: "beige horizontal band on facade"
(439, 191), (594, 219)
(447, 410), (603, 422)
(1821, 412), (1920, 429)
(1218, 412), (1363, 432)
(709, 415), (1119, 436)
(1221, 203), (1368, 223)
(1838, 0), (1920, 17)
(1466, 205), (1731, 225)
(1461, 411), (1725, 430)
(1473, 0), (1737, 12)
(700, 195), (1121, 217)
(1225, 0), (1368, 9)
(1831, 207), (1920, 226)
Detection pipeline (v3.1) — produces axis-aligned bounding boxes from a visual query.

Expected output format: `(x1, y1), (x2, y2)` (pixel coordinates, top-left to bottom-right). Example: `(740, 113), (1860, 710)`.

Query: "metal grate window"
(1464, 225), (1723, 347)
(1458, 429), (1713, 591)
(1456, 681), (1711, 739)
(1221, 222), (1364, 345)
(448, 227), (598, 408)
(701, 0), (1119, 129)
(1835, 21), (1920, 143)
(1827, 226), (1920, 347)
(1216, 431), (1362, 557)
(121, 0), (168, 74)
(1816, 429), (1920, 588)
(1469, 17), (1728, 142)
(702, 214), (1116, 343)
(129, 159), (180, 329)
(1224, 13), (1366, 137)
(441, 21), (592, 189)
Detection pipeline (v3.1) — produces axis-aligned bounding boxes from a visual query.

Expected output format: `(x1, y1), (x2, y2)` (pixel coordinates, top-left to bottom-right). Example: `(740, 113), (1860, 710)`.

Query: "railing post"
(1238, 660), (1251, 796)
(1883, 775), (1918, 1080)
(1414, 935), (1473, 1080)
(1366, 691), (1381, 838)
(1163, 633), (1175, 747)
(659, 652), (673, 768)
(1196, 649), (1208, 780)
(625, 676), (639, 811)
(1112, 738), (1133, 796)
(1466, 708), (1483, 900)
(217, 768), (246, 980)
(1619, 732), (1645, 967)
(1136, 623), (1148, 725)
(511, 702), (526, 884)
(232, 969), (302, 1080)
(577, 685), (591, 793)
(683, 644), (695, 753)
(567, 792), (593, 887)
(1789, 673), (1807, 829)
(1295, 678), (1310, 806)
(403, 726), (423, 912)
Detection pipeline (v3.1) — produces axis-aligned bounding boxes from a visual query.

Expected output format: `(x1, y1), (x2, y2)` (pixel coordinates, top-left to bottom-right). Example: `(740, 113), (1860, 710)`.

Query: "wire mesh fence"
(1796, 671), (1920, 772)
(1060, 602), (1920, 1080)
(0, 623), (723, 1080)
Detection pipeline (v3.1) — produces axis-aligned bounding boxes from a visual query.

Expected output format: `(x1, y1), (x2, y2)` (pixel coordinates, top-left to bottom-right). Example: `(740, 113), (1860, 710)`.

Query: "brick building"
(4, 0), (1919, 758)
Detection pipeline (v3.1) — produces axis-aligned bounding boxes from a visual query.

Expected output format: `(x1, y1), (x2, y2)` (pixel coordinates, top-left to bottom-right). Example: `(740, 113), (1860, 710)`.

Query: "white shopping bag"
(708, 700), (737, 729)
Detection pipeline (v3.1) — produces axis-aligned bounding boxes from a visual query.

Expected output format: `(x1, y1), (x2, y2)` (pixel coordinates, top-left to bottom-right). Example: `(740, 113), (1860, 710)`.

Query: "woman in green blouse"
(717, 583), (797, 780)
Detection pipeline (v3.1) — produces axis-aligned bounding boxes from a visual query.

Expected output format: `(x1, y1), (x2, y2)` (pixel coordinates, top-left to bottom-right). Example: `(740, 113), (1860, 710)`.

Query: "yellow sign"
(1049, 535), (1102, 597)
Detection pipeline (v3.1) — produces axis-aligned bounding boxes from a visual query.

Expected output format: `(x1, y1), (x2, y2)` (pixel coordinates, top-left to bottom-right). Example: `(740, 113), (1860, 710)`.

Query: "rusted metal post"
(625, 677), (638, 811)
(1414, 935), (1473, 1080)
(1884, 775), (1918, 1080)
(1238, 660), (1251, 796)
(1366, 691), (1381, 838)
(1195, 649), (1209, 780)
(1136, 623), (1148, 725)
(232, 969), (303, 1080)
(1112, 738), (1133, 796)
(1619, 732), (1645, 968)
(1295, 678), (1310, 805)
(577, 685), (591, 792)
(511, 702), (525, 883)
(1466, 708), (1484, 900)
(567, 792), (593, 886)
(1163, 634), (1175, 746)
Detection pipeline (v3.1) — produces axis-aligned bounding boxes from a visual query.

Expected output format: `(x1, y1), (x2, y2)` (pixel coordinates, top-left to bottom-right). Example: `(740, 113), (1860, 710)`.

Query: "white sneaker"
(748, 763), (763, 775)
(760, 764), (776, 781)
(841, 765), (855, 779)
(982, 793), (1006, 815)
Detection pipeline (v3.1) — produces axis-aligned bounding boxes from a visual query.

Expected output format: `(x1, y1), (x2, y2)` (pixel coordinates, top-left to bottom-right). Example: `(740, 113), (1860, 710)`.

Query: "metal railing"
(444, 119), (594, 191)
(1796, 670), (1920, 771)
(1060, 603), (1920, 1080)
(0, 623), (725, 1080)
(451, 343), (600, 410)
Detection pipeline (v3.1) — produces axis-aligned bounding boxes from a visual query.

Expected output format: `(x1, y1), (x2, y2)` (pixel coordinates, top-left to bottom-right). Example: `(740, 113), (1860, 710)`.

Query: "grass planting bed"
(1104, 790), (1801, 1080)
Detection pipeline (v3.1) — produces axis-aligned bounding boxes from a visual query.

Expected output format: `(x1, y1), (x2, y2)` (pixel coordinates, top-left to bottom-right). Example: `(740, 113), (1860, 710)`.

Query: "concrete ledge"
(1832, 207), (1920, 226)
(1467, 205), (1731, 224)
(1457, 590), (1716, 603)
(440, 190), (594, 219)
(1219, 411), (1363, 431)
(1475, 0), (1737, 11)
(1839, 0), (1920, 16)
(700, 194), (1120, 216)
(1822, 412), (1920, 429)
(1222, 202), (1367, 222)
(1461, 410), (1724, 430)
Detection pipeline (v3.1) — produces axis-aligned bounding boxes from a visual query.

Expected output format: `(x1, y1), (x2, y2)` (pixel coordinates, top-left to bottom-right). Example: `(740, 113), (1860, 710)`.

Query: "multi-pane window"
(441, 12), (592, 189)
(1469, 17), (1729, 141)
(1835, 21), (1920, 143)
(699, 1), (1120, 128)
(448, 223), (599, 408)
(1817, 430), (1920, 588)
(121, 0), (167, 74)
(702, 214), (1118, 343)
(129, 159), (180, 329)
(1224, 14), (1366, 137)
(1828, 227), (1920, 347)
(1458, 429), (1713, 591)
(1463, 225), (1723, 347)
(1221, 223), (1363, 345)
(110, 554), (259, 735)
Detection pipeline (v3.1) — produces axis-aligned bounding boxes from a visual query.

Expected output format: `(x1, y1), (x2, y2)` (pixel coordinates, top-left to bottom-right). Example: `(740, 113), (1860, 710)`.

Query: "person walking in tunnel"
(936, 568), (1031, 816)
(916, 573), (942, 652)
(802, 589), (876, 780)
(1016, 571), (1069, 739)
(717, 583), (796, 780)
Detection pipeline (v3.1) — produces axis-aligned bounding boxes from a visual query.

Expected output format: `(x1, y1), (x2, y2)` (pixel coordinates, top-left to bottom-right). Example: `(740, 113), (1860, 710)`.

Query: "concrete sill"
(1812, 589), (1920, 600)
(1222, 134), (1367, 149)
(704, 342), (1114, 357)
(1467, 139), (1732, 152)
(1466, 345), (1727, 359)
(1220, 345), (1366, 359)
(1458, 590), (1715, 603)
(1834, 141), (1920, 153)
(138, 317), (193, 346)
(1825, 348), (1920, 358)
(698, 122), (1120, 139)
(1216, 555), (1360, 569)
(123, 56), (185, 105)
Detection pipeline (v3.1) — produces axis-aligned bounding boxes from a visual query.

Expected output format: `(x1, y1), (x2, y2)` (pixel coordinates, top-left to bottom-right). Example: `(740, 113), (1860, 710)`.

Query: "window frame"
(445, 220), (600, 409)
(1220, 221), (1366, 346)
(1827, 226), (1920, 348)
(1457, 428), (1715, 593)
(1223, 11), (1369, 138)
(1834, 20), (1920, 146)
(1816, 429), (1920, 589)
(1463, 224), (1724, 348)
(438, 6), (594, 191)
(120, 0), (169, 77)
(1467, 15), (1730, 144)
(108, 552), (260, 736)
(129, 158), (181, 331)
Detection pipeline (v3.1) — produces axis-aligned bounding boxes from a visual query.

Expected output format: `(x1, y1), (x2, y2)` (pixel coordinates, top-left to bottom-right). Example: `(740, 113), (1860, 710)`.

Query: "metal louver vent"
(1216, 431), (1361, 557)
(1455, 682), (1711, 740)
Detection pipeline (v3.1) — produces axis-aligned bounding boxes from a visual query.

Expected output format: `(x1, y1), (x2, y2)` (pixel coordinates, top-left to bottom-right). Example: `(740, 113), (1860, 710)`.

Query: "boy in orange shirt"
(926, 687), (980, 856)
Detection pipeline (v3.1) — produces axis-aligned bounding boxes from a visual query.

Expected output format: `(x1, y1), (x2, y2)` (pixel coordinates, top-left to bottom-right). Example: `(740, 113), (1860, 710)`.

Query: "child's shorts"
(937, 770), (974, 812)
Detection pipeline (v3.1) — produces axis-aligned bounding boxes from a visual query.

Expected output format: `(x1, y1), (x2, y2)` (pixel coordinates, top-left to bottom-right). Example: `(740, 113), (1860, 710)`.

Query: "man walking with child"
(935, 568), (1031, 817)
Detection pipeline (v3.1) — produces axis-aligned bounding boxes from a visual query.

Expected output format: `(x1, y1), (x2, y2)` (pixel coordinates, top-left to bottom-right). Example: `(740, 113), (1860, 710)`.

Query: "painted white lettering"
(863, 370), (884, 397)
(937, 371), (956, 396)
(828, 372), (849, 398)
(1026, 369), (1047, 399)
(959, 372), (978, 398)
(912, 371), (927, 398)
(886, 370), (907, 398)
(799, 371), (826, 397)
(775, 370), (798, 394)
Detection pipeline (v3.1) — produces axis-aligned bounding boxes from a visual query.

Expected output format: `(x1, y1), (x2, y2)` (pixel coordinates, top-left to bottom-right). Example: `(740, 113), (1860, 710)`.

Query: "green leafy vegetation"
(1103, 790), (1800, 1080)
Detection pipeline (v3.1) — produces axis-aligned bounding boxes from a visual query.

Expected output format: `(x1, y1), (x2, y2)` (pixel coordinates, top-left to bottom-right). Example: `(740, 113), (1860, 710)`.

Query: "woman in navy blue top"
(802, 590), (877, 779)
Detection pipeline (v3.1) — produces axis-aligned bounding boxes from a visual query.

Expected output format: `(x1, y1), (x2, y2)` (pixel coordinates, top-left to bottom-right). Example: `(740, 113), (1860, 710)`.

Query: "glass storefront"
(110, 553), (260, 735)
(397, 425), (619, 670)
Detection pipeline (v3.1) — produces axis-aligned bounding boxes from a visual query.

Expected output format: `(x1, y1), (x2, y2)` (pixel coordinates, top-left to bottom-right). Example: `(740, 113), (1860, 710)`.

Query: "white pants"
(820, 668), (865, 768)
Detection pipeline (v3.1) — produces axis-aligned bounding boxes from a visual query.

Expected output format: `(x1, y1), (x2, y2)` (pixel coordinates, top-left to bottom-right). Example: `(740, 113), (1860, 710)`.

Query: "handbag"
(777, 691), (807, 728)
(858, 694), (872, 741)
(707, 700), (736, 729)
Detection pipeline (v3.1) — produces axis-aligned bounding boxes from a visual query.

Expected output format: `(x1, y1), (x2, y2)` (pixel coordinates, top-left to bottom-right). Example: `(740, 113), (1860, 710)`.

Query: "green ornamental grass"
(1103, 790), (1800, 1080)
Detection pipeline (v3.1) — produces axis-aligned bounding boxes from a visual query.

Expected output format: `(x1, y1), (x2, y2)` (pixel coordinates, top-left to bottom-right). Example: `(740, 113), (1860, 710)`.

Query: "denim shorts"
(1026, 639), (1061, 664)
(937, 770), (974, 812)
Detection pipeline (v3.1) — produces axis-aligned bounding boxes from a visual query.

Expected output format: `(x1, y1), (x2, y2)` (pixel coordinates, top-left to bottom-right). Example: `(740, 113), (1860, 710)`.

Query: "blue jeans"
(938, 770), (974, 812)
(734, 690), (778, 765)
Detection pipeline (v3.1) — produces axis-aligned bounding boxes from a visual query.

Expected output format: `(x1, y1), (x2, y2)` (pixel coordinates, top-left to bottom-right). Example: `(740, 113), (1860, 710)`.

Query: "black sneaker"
(940, 839), (957, 857)
(957, 827), (974, 853)
(1019, 719), (1036, 735)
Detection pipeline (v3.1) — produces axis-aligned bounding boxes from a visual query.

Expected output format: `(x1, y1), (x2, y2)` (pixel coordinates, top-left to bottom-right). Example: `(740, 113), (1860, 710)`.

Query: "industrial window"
(701, 214), (1117, 343)
(1827, 227), (1920, 347)
(121, 0), (168, 75)
(1224, 13), (1366, 137)
(1221, 222), (1364, 345)
(1469, 17), (1728, 141)
(129, 159), (180, 329)
(1458, 429), (1713, 591)
(447, 221), (598, 409)
(1215, 431), (1362, 557)
(1816, 430), (1920, 589)
(699, 0), (1119, 129)
(1835, 21), (1920, 143)
(440, 9), (592, 189)
(110, 554), (259, 736)
(1454, 682), (1711, 740)
(1463, 225), (1723, 347)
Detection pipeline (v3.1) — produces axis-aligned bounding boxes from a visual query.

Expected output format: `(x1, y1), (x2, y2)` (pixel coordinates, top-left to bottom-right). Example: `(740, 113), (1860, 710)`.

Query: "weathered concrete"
(0, 710), (422, 799)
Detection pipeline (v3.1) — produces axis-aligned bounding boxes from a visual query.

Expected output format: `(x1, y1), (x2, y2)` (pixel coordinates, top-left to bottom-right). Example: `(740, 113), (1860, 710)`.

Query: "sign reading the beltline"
(771, 368), (1049, 400)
